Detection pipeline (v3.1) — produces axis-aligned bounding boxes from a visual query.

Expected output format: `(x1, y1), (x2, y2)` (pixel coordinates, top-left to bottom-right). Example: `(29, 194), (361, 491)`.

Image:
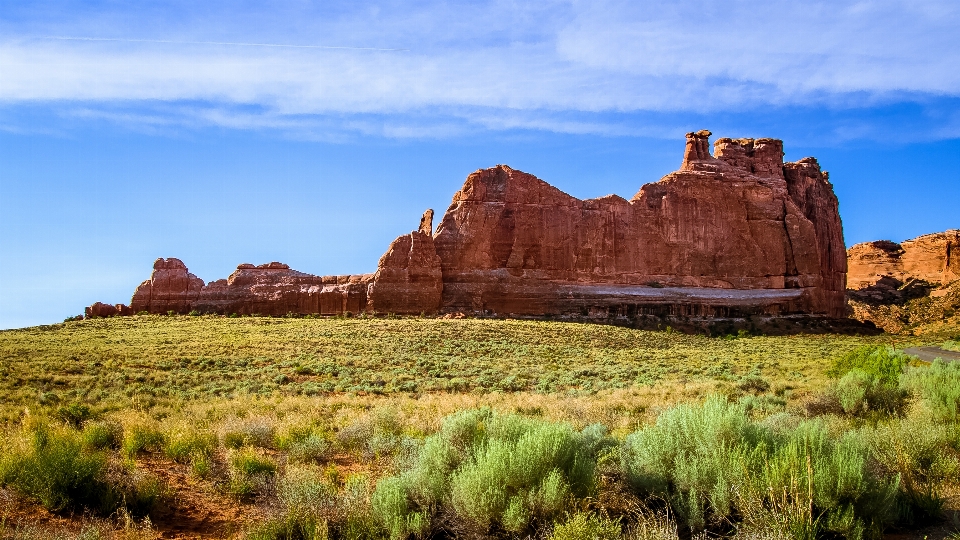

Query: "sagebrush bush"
(622, 396), (899, 538)
(244, 512), (328, 540)
(55, 402), (94, 428)
(122, 424), (164, 457)
(227, 447), (277, 499)
(116, 469), (167, 517)
(164, 429), (216, 464)
(81, 420), (123, 450)
(867, 415), (960, 525)
(254, 466), (380, 539)
(337, 408), (405, 461)
(0, 424), (116, 513)
(222, 416), (276, 449)
(828, 346), (909, 384)
(901, 359), (960, 422)
(368, 408), (612, 537)
(623, 395), (767, 528)
(834, 369), (907, 417)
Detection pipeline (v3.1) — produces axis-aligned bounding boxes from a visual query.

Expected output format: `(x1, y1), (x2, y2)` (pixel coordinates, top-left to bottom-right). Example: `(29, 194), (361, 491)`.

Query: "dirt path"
(904, 346), (960, 363)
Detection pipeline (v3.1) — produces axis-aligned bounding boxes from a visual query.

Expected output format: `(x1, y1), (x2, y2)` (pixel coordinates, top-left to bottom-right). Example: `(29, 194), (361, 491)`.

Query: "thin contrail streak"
(36, 36), (408, 51)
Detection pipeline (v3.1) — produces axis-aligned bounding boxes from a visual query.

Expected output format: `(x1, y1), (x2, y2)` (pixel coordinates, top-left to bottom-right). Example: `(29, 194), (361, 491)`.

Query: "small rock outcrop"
(86, 131), (851, 324)
(84, 302), (131, 318)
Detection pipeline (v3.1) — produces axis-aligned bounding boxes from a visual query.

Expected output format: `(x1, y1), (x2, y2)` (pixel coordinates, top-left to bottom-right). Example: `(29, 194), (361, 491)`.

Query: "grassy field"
(0, 315), (958, 539)
(0, 315), (913, 417)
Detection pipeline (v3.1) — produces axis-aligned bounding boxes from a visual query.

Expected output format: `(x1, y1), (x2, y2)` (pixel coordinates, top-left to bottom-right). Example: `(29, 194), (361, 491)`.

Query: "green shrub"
(744, 422), (897, 540)
(828, 346), (909, 384)
(834, 369), (907, 417)
(191, 450), (213, 479)
(245, 512), (328, 540)
(118, 470), (167, 517)
(164, 430), (216, 464)
(622, 396), (899, 537)
(222, 417), (276, 449)
(901, 359), (960, 422)
(550, 513), (621, 540)
(81, 420), (123, 450)
(279, 465), (338, 517)
(623, 395), (766, 528)
(122, 424), (165, 457)
(0, 424), (116, 513)
(817, 346), (911, 419)
(232, 447), (277, 476)
(227, 447), (277, 499)
(337, 408), (404, 460)
(292, 434), (332, 464)
(368, 409), (609, 537)
(55, 402), (94, 428)
(867, 416), (960, 526)
(942, 340), (960, 352)
(371, 476), (430, 539)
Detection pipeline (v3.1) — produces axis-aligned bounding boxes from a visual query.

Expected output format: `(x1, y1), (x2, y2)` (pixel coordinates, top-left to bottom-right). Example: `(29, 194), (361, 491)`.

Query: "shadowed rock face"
(90, 131), (848, 320)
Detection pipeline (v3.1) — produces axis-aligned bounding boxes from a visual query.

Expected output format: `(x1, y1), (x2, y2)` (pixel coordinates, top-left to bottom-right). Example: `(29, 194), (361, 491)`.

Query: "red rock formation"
(432, 131), (847, 317)
(194, 263), (373, 316)
(84, 302), (131, 318)
(847, 230), (959, 288)
(130, 258), (204, 314)
(95, 130), (849, 322)
(367, 230), (443, 315)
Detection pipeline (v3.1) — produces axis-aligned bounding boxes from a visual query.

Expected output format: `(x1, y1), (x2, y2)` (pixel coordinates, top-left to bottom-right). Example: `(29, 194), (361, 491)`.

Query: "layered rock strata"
(847, 230), (959, 289)
(86, 130), (848, 320)
(433, 131), (846, 317)
(846, 230), (959, 334)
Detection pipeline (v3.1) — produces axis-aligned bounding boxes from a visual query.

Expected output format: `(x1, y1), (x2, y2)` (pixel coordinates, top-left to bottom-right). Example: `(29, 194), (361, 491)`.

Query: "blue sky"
(1, 0), (958, 329)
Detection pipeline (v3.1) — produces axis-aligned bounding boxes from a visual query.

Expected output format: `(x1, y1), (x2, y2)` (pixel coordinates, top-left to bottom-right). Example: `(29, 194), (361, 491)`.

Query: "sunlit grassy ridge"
(0, 315), (900, 416)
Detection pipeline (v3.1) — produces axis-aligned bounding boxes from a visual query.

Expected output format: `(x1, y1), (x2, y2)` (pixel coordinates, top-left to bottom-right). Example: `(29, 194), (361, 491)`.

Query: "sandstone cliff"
(846, 229), (959, 333)
(847, 230), (959, 288)
(86, 130), (849, 322)
(433, 131), (846, 317)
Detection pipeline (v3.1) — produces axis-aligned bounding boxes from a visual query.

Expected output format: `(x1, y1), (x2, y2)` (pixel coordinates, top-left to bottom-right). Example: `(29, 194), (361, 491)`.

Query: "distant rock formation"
(847, 230), (959, 288)
(84, 302), (131, 318)
(86, 131), (850, 322)
(846, 230), (959, 333)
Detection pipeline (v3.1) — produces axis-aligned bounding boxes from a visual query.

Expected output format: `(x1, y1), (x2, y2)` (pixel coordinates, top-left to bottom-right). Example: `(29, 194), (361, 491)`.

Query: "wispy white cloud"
(0, 0), (957, 137)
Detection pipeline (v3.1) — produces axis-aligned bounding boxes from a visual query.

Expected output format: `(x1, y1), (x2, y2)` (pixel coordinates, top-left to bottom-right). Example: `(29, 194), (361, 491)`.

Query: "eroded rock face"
(92, 131), (848, 321)
(847, 230), (960, 289)
(84, 302), (132, 318)
(846, 230), (959, 334)
(130, 258), (205, 314)
(368, 231), (443, 314)
(433, 132), (846, 317)
(193, 263), (373, 316)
